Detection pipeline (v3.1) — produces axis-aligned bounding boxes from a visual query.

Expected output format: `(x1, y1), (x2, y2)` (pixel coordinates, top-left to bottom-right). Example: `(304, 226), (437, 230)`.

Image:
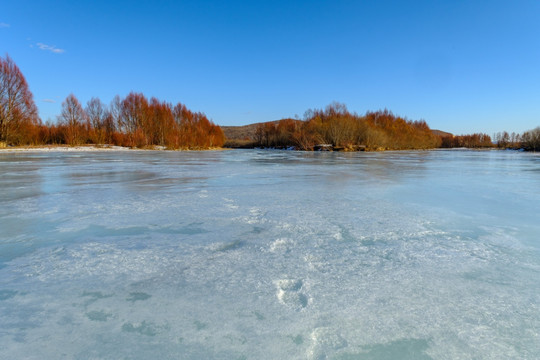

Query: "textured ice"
(0, 149), (539, 359)
(275, 279), (310, 309)
(307, 327), (347, 360)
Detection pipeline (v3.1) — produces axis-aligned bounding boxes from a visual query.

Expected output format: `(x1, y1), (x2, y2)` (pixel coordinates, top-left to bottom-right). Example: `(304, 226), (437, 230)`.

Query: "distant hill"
(431, 129), (453, 138)
(222, 120), (302, 141)
(221, 122), (268, 141)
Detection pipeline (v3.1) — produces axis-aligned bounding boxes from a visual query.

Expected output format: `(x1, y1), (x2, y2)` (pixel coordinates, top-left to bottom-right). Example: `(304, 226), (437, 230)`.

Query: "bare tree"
(0, 54), (40, 144)
(59, 94), (86, 145)
(85, 97), (108, 144)
(522, 127), (540, 152)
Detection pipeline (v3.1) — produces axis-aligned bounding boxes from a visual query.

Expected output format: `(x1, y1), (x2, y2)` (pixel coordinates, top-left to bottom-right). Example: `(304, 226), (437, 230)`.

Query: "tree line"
(2, 53), (539, 151)
(249, 104), (540, 151)
(254, 103), (443, 150)
(492, 129), (540, 151)
(440, 133), (493, 148)
(441, 130), (540, 151)
(0, 54), (224, 149)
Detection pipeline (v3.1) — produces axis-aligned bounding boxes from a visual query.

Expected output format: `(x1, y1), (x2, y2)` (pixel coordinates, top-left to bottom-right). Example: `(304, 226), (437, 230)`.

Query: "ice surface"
(0, 149), (539, 359)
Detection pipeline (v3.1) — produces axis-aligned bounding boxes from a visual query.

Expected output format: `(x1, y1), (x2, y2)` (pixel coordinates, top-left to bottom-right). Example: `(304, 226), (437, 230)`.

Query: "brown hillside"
(431, 129), (453, 137)
(222, 120), (303, 141)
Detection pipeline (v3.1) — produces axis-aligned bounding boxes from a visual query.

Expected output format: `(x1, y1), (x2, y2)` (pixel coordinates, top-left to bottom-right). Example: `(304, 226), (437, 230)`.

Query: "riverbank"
(0, 145), (229, 152)
(0, 145), (138, 152)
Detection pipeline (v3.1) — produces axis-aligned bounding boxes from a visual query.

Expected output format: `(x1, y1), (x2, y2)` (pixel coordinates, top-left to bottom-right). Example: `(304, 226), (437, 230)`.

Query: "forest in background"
(244, 104), (448, 151)
(224, 106), (540, 151)
(2, 54), (539, 151)
(0, 55), (224, 149)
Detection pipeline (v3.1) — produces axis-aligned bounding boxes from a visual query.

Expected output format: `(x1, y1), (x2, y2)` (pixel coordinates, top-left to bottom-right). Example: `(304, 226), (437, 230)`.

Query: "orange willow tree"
(113, 92), (225, 149)
(0, 54), (41, 145)
(0, 55), (225, 149)
(59, 94), (87, 145)
(254, 103), (441, 150)
(51, 92), (225, 149)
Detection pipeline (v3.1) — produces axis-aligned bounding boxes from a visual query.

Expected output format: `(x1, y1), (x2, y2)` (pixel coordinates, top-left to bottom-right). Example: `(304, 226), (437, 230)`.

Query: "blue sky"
(2, 0), (539, 134)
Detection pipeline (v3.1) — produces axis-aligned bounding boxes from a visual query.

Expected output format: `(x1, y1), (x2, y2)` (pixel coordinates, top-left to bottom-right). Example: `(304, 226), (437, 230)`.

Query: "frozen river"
(1, 149), (539, 359)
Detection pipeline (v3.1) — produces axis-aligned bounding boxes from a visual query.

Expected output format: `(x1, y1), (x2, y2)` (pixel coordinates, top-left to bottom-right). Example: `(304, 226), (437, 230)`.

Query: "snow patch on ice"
(269, 238), (294, 253)
(307, 327), (347, 360)
(275, 279), (310, 310)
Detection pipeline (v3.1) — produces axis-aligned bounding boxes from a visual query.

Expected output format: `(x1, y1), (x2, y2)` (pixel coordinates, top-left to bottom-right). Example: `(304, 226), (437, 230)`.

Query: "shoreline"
(0, 145), (228, 152)
(0, 145), (530, 154)
(0, 145), (140, 152)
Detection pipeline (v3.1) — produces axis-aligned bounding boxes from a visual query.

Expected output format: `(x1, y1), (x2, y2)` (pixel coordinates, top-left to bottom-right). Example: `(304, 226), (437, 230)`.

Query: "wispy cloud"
(36, 42), (65, 54)
(0, 22), (10, 28)
(42, 99), (56, 103)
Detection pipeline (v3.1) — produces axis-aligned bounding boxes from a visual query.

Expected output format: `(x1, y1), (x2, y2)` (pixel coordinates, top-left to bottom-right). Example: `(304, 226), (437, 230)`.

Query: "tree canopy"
(1, 54), (537, 151)
(0, 54), (40, 145)
(0, 54), (224, 149)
